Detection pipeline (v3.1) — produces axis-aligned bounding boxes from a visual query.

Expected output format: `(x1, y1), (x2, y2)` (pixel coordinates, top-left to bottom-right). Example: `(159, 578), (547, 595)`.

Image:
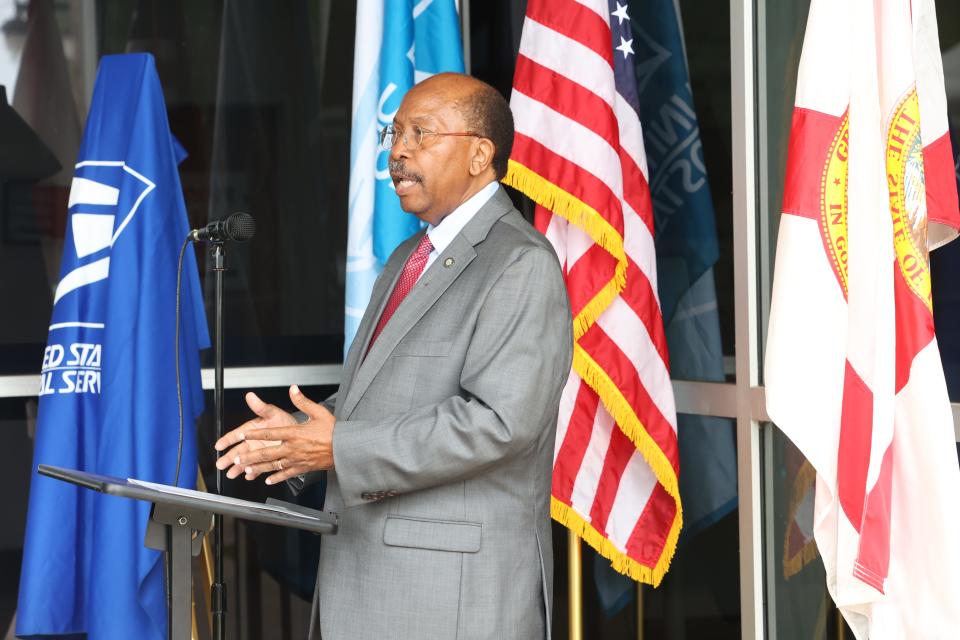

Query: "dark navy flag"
(17, 53), (209, 639)
(627, 0), (720, 324)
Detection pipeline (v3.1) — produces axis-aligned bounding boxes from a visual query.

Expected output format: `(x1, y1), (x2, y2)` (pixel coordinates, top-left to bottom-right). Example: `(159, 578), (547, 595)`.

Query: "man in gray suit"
(215, 73), (572, 639)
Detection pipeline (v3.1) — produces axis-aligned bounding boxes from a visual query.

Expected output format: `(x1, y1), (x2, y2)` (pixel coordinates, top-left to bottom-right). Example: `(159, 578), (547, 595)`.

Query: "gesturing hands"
(214, 384), (336, 486)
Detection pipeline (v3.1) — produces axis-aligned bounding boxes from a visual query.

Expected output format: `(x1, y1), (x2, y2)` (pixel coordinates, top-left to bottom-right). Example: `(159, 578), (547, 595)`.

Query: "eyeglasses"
(379, 124), (480, 150)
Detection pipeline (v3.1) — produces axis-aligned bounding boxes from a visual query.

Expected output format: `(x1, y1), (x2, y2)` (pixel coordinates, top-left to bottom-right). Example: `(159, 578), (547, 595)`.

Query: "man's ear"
(469, 138), (495, 177)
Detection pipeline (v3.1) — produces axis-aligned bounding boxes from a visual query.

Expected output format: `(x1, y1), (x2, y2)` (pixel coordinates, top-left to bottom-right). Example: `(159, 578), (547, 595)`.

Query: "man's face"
(388, 85), (477, 226)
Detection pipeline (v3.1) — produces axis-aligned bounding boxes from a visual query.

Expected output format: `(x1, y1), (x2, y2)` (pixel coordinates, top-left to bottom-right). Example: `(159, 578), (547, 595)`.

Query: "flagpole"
(568, 532), (583, 640)
(637, 583), (644, 640)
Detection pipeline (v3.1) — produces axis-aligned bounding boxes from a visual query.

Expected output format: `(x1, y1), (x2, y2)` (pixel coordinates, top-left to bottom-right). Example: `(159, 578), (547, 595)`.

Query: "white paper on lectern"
(127, 478), (319, 520)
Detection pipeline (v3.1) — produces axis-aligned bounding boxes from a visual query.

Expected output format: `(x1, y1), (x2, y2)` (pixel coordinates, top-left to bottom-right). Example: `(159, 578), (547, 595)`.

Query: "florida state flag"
(765, 0), (960, 636)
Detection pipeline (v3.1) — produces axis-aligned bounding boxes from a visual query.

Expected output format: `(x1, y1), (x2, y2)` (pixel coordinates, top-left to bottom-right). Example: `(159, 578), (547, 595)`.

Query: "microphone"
(189, 212), (256, 242)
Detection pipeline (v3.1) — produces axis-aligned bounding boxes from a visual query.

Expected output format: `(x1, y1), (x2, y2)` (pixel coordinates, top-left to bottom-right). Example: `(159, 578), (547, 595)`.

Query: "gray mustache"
(388, 160), (423, 183)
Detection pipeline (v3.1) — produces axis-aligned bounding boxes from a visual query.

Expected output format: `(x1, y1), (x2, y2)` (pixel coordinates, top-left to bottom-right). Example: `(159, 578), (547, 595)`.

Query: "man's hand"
(214, 385), (336, 485)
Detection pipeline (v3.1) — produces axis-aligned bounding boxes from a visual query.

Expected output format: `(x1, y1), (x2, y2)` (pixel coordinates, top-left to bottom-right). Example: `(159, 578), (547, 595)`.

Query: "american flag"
(506, 0), (681, 584)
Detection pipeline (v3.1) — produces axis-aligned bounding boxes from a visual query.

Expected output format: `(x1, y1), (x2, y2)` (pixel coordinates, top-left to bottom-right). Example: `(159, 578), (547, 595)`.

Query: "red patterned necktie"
(367, 234), (434, 350)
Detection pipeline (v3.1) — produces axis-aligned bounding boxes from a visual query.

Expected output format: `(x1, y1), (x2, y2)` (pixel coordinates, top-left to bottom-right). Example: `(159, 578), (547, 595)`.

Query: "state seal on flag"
(819, 113), (849, 296)
(886, 88), (931, 312)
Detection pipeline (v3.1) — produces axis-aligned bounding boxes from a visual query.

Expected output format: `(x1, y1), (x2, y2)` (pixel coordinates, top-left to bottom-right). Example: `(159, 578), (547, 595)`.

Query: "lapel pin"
(443, 257), (455, 267)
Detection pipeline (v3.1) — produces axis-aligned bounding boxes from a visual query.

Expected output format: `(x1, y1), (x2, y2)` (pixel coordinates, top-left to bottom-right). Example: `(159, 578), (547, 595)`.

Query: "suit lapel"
(338, 186), (515, 418)
(336, 236), (418, 414)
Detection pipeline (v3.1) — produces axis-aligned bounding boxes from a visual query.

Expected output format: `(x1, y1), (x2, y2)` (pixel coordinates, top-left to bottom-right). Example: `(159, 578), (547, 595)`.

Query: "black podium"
(38, 464), (338, 640)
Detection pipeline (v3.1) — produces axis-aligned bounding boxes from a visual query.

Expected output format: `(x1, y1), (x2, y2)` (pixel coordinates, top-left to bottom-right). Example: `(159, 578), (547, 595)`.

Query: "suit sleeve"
(320, 391), (338, 415)
(331, 246), (573, 508)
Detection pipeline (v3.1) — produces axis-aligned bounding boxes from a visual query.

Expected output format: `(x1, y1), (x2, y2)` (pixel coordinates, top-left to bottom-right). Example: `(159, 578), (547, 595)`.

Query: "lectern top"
(38, 464), (338, 535)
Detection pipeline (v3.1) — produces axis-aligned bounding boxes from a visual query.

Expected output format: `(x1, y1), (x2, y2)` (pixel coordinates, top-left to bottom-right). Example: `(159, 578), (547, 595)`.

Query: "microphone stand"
(211, 241), (227, 640)
(187, 212), (253, 639)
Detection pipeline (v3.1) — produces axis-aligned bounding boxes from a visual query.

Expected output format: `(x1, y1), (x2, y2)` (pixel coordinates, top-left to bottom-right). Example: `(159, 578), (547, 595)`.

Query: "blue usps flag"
(344, 0), (464, 352)
(17, 53), (209, 639)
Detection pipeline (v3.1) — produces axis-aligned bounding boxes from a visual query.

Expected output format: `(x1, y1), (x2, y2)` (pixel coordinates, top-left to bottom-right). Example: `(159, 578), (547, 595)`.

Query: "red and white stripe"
(509, 0), (681, 583)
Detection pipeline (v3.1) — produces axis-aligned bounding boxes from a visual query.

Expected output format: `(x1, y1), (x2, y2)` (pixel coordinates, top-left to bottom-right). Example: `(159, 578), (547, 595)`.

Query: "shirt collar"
(426, 181), (499, 256)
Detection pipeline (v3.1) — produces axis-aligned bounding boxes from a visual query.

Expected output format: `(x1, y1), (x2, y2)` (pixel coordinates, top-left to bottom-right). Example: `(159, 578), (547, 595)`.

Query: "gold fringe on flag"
(505, 159), (682, 587)
(572, 344), (683, 584)
(551, 497), (679, 587)
(503, 160), (627, 339)
(573, 345), (681, 501)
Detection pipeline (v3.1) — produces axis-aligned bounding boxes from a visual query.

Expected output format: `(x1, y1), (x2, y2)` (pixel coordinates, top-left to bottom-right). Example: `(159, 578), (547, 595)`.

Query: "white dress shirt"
(419, 181), (500, 279)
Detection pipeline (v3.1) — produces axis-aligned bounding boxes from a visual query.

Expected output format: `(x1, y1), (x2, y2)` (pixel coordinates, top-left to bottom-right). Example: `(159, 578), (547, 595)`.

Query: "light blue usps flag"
(17, 53), (209, 640)
(344, 0), (465, 353)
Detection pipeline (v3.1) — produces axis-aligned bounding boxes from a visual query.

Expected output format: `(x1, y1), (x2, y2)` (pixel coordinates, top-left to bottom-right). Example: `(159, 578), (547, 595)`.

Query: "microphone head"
(226, 212), (255, 241)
